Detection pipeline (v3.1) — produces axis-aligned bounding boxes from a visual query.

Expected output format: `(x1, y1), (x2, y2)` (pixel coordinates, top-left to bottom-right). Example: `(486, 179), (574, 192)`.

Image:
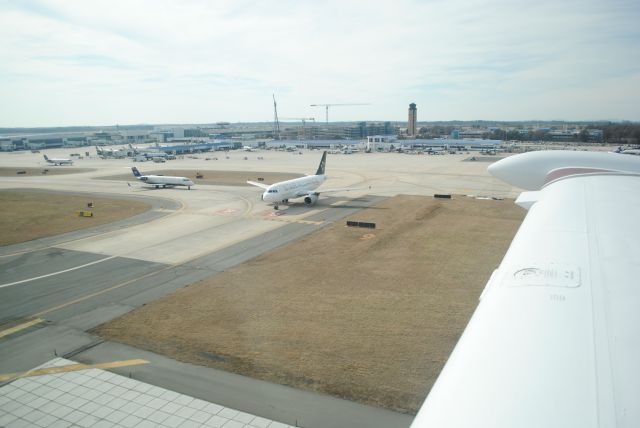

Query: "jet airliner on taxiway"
(43, 154), (73, 165)
(247, 151), (360, 209)
(130, 167), (194, 189)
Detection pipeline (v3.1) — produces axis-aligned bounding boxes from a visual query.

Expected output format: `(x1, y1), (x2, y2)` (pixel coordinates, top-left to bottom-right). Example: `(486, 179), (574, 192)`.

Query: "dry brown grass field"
(0, 190), (151, 246)
(0, 167), (93, 176)
(95, 195), (525, 414)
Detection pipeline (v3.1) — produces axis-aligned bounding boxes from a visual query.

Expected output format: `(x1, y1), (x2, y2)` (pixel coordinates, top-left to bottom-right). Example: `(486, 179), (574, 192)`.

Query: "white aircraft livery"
(43, 154), (73, 165)
(131, 167), (194, 189)
(411, 150), (640, 428)
(247, 151), (358, 209)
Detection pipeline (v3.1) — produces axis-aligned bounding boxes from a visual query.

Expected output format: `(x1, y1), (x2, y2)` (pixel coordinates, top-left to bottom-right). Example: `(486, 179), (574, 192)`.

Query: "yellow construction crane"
(280, 118), (316, 140)
(310, 103), (371, 124)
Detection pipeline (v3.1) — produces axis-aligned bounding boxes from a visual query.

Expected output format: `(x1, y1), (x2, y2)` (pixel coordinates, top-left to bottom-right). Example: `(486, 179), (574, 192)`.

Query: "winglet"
(315, 151), (327, 175)
(131, 167), (141, 177)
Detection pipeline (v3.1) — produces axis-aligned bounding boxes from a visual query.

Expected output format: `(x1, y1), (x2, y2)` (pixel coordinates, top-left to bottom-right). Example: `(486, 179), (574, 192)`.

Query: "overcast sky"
(1, 0), (638, 126)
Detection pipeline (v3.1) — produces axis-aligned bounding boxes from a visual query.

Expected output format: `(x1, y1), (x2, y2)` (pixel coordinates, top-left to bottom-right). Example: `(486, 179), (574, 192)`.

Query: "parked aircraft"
(96, 146), (127, 158)
(425, 147), (445, 154)
(614, 146), (640, 156)
(130, 167), (194, 189)
(247, 151), (360, 209)
(43, 154), (73, 165)
(410, 150), (640, 428)
(129, 144), (169, 159)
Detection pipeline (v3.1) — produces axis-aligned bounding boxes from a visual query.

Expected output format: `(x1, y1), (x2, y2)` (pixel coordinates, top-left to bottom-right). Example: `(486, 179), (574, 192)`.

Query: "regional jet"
(410, 150), (640, 428)
(43, 154), (73, 165)
(247, 151), (360, 209)
(130, 167), (194, 189)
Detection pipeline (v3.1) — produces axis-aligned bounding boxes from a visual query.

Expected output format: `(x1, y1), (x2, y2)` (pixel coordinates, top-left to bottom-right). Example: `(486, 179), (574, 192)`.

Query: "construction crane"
(272, 94), (281, 140)
(280, 118), (316, 140)
(310, 103), (371, 124)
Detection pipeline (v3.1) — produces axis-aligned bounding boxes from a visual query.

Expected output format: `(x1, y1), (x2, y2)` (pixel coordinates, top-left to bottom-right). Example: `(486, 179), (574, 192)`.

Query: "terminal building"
(365, 135), (501, 152)
(0, 134), (90, 151)
(276, 122), (396, 141)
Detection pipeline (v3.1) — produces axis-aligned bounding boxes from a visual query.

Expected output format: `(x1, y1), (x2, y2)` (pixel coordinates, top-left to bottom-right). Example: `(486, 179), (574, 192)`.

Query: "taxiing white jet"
(130, 167), (194, 189)
(411, 150), (640, 428)
(43, 154), (73, 165)
(247, 151), (359, 209)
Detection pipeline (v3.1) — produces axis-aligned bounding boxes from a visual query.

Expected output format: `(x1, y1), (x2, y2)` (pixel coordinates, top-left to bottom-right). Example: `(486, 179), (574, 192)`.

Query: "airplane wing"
(411, 151), (640, 428)
(295, 186), (369, 197)
(317, 186), (369, 194)
(246, 180), (270, 189)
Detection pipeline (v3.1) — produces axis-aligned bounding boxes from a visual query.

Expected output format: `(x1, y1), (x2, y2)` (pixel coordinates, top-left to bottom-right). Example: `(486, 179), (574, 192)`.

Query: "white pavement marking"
(0, 256), (117, 289)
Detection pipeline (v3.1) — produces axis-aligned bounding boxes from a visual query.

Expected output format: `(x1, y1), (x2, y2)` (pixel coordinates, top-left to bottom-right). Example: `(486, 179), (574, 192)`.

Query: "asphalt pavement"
(0, 192), (411, 428)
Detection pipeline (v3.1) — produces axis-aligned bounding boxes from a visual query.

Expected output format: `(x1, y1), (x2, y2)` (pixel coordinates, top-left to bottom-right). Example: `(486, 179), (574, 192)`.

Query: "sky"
(0, 0), (639, 127)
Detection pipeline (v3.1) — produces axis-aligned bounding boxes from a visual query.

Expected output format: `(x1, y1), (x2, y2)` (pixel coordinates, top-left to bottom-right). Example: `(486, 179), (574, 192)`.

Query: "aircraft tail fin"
(131, 167), (142, 177)
(43, 155), (49, 160)
(315, 151), (327, 175)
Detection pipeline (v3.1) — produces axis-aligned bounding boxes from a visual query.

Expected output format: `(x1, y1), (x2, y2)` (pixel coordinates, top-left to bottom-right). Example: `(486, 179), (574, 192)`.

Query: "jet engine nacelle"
(304, 194), (319, 206)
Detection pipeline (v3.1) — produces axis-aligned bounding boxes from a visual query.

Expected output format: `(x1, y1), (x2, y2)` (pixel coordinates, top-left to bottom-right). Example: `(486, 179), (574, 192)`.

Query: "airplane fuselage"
(44, 157), (73, 165)
(48, 160), (73, 165)
(262, 174), (326, 205)
(137, 175), (194, 189)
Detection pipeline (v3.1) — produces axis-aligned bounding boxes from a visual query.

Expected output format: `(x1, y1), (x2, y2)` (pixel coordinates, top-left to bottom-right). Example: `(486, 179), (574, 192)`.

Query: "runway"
(0, 248), (165, 324)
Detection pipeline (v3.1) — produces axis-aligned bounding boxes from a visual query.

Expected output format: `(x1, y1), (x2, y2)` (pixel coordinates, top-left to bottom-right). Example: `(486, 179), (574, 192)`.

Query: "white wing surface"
(412, 151), (640, 428)
(246, 180), (270, 189)
(316, 186), (367, 194)
(296, 187), (367, 197)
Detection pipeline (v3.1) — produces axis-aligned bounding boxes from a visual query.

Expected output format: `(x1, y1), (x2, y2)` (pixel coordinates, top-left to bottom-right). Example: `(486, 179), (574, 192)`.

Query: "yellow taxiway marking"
(252, 215), (323, 225)
(267, 217), (323, 225)
(214, 209), (322, 224)
(0, 318), (44, 339)
(0, 359), (149, 382)
(31, 265), (177, 318)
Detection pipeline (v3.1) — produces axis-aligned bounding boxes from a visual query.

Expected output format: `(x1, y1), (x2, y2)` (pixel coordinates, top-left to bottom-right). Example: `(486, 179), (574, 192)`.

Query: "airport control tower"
(408, 103), (417, 137)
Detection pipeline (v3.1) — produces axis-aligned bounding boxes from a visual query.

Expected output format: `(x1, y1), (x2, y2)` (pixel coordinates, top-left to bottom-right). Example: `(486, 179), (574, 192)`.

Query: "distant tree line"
(416, 125), (455, 139)
(412, 123), (640, 144)
(598, 123), (640, 144)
